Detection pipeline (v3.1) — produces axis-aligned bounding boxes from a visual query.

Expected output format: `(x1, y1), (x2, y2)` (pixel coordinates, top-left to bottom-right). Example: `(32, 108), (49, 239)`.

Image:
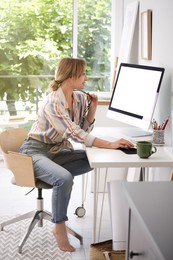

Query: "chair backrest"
(0, 127), (27, 153)
(0, 128), (36, 187)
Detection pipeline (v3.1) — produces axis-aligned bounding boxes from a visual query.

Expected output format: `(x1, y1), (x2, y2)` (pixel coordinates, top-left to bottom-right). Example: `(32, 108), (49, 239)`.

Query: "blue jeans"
(19, 138), (92, 224)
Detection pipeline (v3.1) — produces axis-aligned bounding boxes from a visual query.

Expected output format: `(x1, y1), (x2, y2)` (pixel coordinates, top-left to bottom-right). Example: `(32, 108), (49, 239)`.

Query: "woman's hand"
(88, 93), (98, 111)
(93, 137), (134, 150)
(109, 138), (134, 149)
(86, 93), (98, 124)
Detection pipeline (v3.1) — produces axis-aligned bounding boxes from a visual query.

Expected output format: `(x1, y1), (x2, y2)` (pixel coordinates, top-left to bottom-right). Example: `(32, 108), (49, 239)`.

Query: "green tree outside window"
(0, 0), (111, 116)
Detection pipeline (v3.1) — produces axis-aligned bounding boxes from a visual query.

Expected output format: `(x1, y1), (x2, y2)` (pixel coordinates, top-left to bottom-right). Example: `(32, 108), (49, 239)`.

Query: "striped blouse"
(28, 87), (96, 151)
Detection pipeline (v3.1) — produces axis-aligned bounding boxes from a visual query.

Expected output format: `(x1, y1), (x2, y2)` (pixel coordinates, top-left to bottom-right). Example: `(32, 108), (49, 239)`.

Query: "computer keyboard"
(118, 147), (137, 154)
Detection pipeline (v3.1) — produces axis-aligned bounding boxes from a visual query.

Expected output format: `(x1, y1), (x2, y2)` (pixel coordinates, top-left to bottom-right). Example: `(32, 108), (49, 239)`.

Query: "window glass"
(78, 0), (112, 92)
(0, 0), (112, 117)
(0, 0), (73, 116)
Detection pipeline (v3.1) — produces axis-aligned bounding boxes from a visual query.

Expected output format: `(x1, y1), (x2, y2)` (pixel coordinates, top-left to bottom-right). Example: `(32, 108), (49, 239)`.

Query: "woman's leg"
(32, 155), (75, 252)
(53, 223), (75, 252)
(20, 140), (91, 252)
(51, 150), (93, 251)
(53, 149), (93, 177)
(33, 155), (73, 222)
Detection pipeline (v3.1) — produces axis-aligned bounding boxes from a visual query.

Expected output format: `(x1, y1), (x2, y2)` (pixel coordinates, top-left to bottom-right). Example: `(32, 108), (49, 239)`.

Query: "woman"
(19, 57), (133, 252)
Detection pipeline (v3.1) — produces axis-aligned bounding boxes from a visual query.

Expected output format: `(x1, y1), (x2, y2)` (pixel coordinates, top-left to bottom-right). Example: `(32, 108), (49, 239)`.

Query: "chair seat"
(36, 180), (52, 189)
(11, 176), (52, 189)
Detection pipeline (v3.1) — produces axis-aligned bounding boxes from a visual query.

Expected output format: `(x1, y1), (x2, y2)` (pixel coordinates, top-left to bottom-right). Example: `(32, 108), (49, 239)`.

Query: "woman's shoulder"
(48, 88), (65, 102)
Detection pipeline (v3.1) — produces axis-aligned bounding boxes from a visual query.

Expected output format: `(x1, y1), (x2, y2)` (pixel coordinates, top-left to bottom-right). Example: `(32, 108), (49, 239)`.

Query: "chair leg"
(18, 210), (51, 253)
(0, 187), (83, 253)
(0, 211), (36, 231)
(66, 226), (83, 245)
(17, 209), (83, 253)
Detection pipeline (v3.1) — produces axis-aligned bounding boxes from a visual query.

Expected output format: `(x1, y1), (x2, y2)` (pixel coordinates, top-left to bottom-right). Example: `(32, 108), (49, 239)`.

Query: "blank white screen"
(107, 63), (164, 130)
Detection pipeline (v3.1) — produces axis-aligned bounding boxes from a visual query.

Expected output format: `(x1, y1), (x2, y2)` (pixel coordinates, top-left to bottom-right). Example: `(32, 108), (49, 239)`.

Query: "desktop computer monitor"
(107, 63), (165, 137)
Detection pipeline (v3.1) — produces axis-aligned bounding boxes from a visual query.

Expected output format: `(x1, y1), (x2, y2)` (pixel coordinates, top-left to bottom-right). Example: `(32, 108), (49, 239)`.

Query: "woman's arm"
(85, 94), (134, 149)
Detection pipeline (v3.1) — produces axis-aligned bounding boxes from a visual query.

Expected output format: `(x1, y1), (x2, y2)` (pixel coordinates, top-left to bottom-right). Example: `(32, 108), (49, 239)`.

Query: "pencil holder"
(153, 129), (165, 145)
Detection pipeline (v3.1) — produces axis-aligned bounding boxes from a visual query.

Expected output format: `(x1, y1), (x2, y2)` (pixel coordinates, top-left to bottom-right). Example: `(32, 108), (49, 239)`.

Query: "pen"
(161, 117), (169, 130)
(75, 89), (92, 98)
(152, 119), (158, 130)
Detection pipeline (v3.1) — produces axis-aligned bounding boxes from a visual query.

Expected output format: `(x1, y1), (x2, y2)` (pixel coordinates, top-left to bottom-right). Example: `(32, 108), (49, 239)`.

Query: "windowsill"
(98, 100), (110, 105)
(93, 91), (111, 105)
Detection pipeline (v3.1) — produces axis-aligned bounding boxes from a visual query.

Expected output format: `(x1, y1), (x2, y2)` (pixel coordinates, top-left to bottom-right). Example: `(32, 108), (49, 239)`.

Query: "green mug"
(137, 141), (157, 159)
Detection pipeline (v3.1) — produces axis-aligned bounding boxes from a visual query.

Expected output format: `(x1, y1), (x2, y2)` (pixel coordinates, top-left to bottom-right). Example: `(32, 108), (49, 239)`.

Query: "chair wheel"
(74, 206), (86, 217)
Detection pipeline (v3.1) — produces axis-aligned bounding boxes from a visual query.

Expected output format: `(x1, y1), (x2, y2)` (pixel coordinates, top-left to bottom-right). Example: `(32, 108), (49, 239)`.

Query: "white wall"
(95, 105), (130, 127)
(95, 0), (173, 181)
(139, 0), (173, 180)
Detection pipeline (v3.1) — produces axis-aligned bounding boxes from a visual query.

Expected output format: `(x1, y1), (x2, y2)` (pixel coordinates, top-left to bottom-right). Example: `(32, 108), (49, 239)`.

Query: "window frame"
(73, 0), (120, 103)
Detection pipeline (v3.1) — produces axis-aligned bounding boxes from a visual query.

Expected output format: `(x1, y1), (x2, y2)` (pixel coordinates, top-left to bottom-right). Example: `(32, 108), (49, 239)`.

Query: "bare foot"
(53, 223), (76, 252)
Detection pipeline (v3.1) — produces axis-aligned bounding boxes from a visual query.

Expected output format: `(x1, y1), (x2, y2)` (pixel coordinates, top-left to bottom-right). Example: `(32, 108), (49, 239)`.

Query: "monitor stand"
(121, 127), (153, 138)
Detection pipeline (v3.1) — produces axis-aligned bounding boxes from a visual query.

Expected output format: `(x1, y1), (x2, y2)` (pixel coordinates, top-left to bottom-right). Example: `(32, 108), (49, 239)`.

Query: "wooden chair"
(0, 128), (83, 253)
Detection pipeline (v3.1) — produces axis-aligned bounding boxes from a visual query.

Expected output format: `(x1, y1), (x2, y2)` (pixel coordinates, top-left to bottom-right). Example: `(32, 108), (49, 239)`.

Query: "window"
(77, 0), (111, 92)
(0, 0), (112, 116)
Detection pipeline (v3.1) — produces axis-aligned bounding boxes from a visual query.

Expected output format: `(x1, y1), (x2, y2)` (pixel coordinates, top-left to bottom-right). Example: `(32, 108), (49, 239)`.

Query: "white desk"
(85, 127), (173, 244)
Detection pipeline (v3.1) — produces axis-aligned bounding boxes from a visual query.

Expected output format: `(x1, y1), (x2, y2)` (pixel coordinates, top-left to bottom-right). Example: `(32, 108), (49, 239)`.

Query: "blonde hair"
(49, 57), (86, 91)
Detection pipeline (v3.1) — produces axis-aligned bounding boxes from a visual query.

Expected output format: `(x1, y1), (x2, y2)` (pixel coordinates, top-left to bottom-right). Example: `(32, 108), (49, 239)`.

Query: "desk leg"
(92, 168), (108, 242)
(139, 167), (145, 181)
(145, 167), (149, 181)
(92, 168), (98, 243)
(98, 168), (108, 240)
(139, 167), (149, 181)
